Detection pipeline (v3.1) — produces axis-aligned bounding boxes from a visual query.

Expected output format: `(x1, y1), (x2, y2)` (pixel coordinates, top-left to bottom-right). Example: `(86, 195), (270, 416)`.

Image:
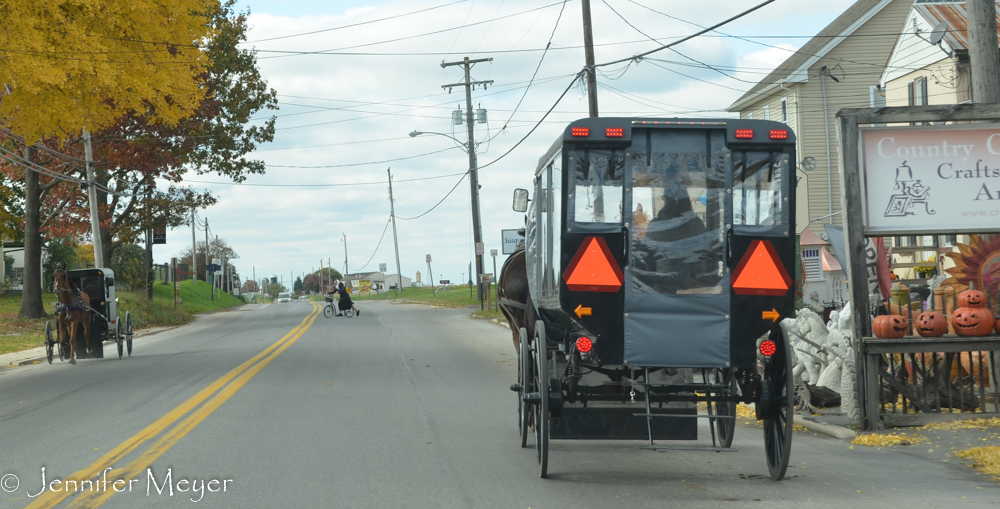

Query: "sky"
(158, 0), (859, 289)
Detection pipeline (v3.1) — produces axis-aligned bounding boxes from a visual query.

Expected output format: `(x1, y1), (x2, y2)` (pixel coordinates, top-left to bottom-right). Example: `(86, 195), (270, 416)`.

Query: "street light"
(409, 129), (485, 307)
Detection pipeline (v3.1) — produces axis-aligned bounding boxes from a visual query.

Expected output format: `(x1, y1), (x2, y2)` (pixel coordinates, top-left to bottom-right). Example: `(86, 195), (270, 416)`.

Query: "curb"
(796, 416), (857, 440)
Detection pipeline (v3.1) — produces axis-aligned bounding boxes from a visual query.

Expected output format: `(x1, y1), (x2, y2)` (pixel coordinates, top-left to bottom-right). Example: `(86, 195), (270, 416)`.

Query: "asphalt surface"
(0, 300), (997, 508)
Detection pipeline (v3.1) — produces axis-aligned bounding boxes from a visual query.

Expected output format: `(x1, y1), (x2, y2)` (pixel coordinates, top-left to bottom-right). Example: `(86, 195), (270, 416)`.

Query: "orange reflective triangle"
(732, 240), (791, 296)
(563, 236), (623, 292)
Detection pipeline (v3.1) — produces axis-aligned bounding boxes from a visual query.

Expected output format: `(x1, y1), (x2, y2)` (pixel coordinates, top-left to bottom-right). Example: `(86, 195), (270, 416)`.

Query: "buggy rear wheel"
(45, 321), (54, 364)
(125, 312), (133, 357)
(116, 319), (124, 360)
(762, 328), (793, 480)
(518, 327), (532, 448)
(713, 368), (737, 448)
(534, 320), (549, 478)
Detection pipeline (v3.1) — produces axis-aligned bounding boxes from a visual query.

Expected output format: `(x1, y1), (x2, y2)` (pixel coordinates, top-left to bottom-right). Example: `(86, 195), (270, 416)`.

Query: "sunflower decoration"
(942, 235), (1000, 303)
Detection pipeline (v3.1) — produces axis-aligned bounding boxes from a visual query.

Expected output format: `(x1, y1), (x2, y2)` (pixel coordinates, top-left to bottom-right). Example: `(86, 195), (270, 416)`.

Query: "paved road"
(0, 301), (996, 508)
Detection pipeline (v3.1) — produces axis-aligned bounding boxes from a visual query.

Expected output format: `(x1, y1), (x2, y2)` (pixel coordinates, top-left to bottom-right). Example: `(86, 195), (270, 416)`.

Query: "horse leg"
(82, 316), (91, 356)
(68, 319), (77, 365)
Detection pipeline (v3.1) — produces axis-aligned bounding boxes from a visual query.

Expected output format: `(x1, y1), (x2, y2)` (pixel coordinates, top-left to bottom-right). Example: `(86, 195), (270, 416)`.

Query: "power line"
(396, 172), (468, 221)
(182, 172), (468, 187)
(349, 218), (392, 272)
(262, 148), (456, 168)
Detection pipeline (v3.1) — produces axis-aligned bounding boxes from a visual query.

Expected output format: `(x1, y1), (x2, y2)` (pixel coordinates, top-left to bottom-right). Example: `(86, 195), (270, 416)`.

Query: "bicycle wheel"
(344, 308), (355, 318)
(324, 305), (334, 318)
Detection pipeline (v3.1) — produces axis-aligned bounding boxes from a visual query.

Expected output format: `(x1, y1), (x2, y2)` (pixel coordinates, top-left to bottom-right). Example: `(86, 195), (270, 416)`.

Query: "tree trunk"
(100, 227), (114, 271)
(18, 146), (47, 318)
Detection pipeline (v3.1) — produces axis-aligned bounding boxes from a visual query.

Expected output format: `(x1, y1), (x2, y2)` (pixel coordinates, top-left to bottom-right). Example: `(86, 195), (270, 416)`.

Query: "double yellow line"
(28, 302), (321, 509)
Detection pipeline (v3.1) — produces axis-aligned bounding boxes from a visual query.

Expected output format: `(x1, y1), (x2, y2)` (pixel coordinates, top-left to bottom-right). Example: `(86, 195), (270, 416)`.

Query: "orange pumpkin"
(957, 289), (987, 308)
(914, 311), (947, 337)
(953, 306), (995, 336)
(873, 314), (908, 339)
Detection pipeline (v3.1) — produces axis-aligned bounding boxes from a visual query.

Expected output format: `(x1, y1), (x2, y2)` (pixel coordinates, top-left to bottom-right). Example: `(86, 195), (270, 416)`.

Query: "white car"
(277, 292), (292, 303)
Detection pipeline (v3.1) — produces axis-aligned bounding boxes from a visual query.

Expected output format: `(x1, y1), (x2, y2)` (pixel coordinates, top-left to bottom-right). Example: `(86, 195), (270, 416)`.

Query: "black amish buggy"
(46, 268), (134, 362)
(502, 117), (797, 479)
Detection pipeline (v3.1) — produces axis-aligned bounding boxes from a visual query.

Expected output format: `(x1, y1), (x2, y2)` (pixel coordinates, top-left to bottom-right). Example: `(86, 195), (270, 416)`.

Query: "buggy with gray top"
(45, 268), (134, 362)
(502, 117), (797, 479)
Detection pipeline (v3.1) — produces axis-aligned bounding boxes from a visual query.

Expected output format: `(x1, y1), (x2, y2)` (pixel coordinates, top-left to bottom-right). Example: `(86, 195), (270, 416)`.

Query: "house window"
(747, 111), (753, 120)
(780, 98), (788, 122)
(915, 76), (928, 106)
(763, 105), (770, 121)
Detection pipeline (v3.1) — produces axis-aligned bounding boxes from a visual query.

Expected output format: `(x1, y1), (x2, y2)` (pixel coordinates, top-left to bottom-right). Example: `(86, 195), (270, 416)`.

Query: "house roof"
(727, 0), (893, 111)
(914, 0), (1000, 50)
(799, 228), (829, 246)
(821, 248), (843, 271)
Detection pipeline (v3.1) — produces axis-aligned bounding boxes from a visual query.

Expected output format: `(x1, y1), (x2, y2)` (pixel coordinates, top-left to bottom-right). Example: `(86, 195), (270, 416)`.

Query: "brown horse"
(53, 269), (91, 365)
(497, 242), (536, 353)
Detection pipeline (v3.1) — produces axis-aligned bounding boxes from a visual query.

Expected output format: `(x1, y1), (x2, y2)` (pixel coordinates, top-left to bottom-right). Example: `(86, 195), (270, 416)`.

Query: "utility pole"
(145, 180), (153, 300)
(442, 56), (491, 306)
(342, 234), (349, 281)
(83, 129), (104, 268)
(191, 208), (197, 285)
(427, 254), (436, 297)
(205, 219), (210, 292)
(387, 168), (403, 296)
(968, 0), (1000, 104)
(581, 0), (599, 117)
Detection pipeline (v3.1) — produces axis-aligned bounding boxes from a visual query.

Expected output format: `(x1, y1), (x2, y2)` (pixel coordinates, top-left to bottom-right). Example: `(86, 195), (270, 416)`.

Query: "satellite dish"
(929, 22), (948, 45)
(801, 156), (818, 172)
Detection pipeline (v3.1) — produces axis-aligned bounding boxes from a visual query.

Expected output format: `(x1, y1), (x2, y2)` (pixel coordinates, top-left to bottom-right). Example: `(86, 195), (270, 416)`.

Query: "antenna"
(928, 22), (948, 45)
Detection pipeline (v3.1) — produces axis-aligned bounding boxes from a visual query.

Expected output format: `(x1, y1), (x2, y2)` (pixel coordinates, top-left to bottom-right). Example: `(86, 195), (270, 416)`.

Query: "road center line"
(26, 303), (320, 509)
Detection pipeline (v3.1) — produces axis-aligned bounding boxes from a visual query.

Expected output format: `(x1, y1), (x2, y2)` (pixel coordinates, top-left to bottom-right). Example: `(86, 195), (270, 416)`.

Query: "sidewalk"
(0, 324), (180, 368)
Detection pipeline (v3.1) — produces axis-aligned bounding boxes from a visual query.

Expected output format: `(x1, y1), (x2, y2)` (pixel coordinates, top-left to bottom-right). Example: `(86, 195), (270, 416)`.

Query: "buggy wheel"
(534, 320), (549, 478)
(116, 319), (124, 360)
(125, 312), (133, 357)
(518, 327), (532, 448)
(714, 368), (737, 448)
(762, 328), (793, 480)
(344, 308), (355, 318)
(323, 305), (334, 318)
(45, 321), (54, 364)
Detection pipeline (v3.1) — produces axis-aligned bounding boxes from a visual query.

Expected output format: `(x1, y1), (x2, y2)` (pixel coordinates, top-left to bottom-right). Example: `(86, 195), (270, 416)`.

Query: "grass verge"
(0, 280), (244, 355)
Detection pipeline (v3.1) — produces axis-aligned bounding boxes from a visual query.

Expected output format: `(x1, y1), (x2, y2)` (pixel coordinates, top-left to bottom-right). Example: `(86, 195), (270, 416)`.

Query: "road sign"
(379, 263), (387, 273)
(206, 264), (221, 272)
(480, 273), (494, 283)
(426, 254), (432, 263)
(475, 242), (484, 256)
(490, 249), (497, 257)
(153, 228), (166, 244)
(440, 280), (450, 284)
(501, 229), (521, 254)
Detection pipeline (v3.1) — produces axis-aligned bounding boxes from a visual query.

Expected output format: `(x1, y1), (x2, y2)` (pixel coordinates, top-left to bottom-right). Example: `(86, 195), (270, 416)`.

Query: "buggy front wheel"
(762, 328), (794, 480)
(713, 368), (737, 448)
(45, 321), (54, 364)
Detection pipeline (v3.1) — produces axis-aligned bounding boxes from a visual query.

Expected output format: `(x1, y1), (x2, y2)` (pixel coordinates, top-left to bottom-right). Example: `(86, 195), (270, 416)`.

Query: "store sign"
(861, 125), (1000, 234)
(501, 229), (522, 254)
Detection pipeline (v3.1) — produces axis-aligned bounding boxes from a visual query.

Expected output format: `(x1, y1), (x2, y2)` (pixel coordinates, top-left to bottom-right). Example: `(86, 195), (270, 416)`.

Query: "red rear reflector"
(759, 339), (777, 357)
(571, 127), (590, 137)
(576, 337), (593, 353)
(605, 127), (624, 138)
(735, 129), (754, 139)
(769, 129), (788, 140)
(731, 240), (792, 296)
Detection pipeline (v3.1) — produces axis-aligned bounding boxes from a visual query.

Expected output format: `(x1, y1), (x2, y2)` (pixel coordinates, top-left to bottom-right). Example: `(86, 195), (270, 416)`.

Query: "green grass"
(0, 280), (244, 356)
(350, 284), (501, 308)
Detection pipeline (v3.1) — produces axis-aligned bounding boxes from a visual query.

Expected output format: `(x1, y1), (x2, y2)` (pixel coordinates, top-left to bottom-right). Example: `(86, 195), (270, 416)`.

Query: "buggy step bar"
(633, 413), (734, 420)
(637, 445), (738, 453)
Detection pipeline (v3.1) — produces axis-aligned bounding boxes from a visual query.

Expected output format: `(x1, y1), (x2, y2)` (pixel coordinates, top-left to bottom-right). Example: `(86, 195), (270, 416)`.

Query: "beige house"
(727, 0), (913, 236)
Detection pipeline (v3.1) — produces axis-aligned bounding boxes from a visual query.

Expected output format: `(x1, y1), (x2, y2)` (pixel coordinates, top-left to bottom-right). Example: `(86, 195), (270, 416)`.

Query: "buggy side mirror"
(512, 188), (529, 212)
(105, 277), (114, 287)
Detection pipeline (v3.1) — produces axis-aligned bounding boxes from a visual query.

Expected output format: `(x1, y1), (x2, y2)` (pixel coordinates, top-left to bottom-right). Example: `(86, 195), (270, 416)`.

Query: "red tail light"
(735, 129), (754, 139)
(571, 127), (590, 137)
(769, 129), (788, 140)
(605, 127), (624, 138)
(759, 339), (777, 357)
(576, 337), (593, 353)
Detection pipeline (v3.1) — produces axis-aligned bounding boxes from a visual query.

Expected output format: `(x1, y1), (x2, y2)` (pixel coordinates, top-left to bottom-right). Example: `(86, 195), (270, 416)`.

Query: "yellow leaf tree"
(0, 0), (217, 317)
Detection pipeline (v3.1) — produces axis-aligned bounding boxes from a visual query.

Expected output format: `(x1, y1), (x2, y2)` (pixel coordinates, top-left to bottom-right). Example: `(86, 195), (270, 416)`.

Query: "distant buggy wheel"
(45, 321), (54, 364)
(125, 312), (133, 357)
(116, 319), (124, 359)
(762, 327), (794, 480)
